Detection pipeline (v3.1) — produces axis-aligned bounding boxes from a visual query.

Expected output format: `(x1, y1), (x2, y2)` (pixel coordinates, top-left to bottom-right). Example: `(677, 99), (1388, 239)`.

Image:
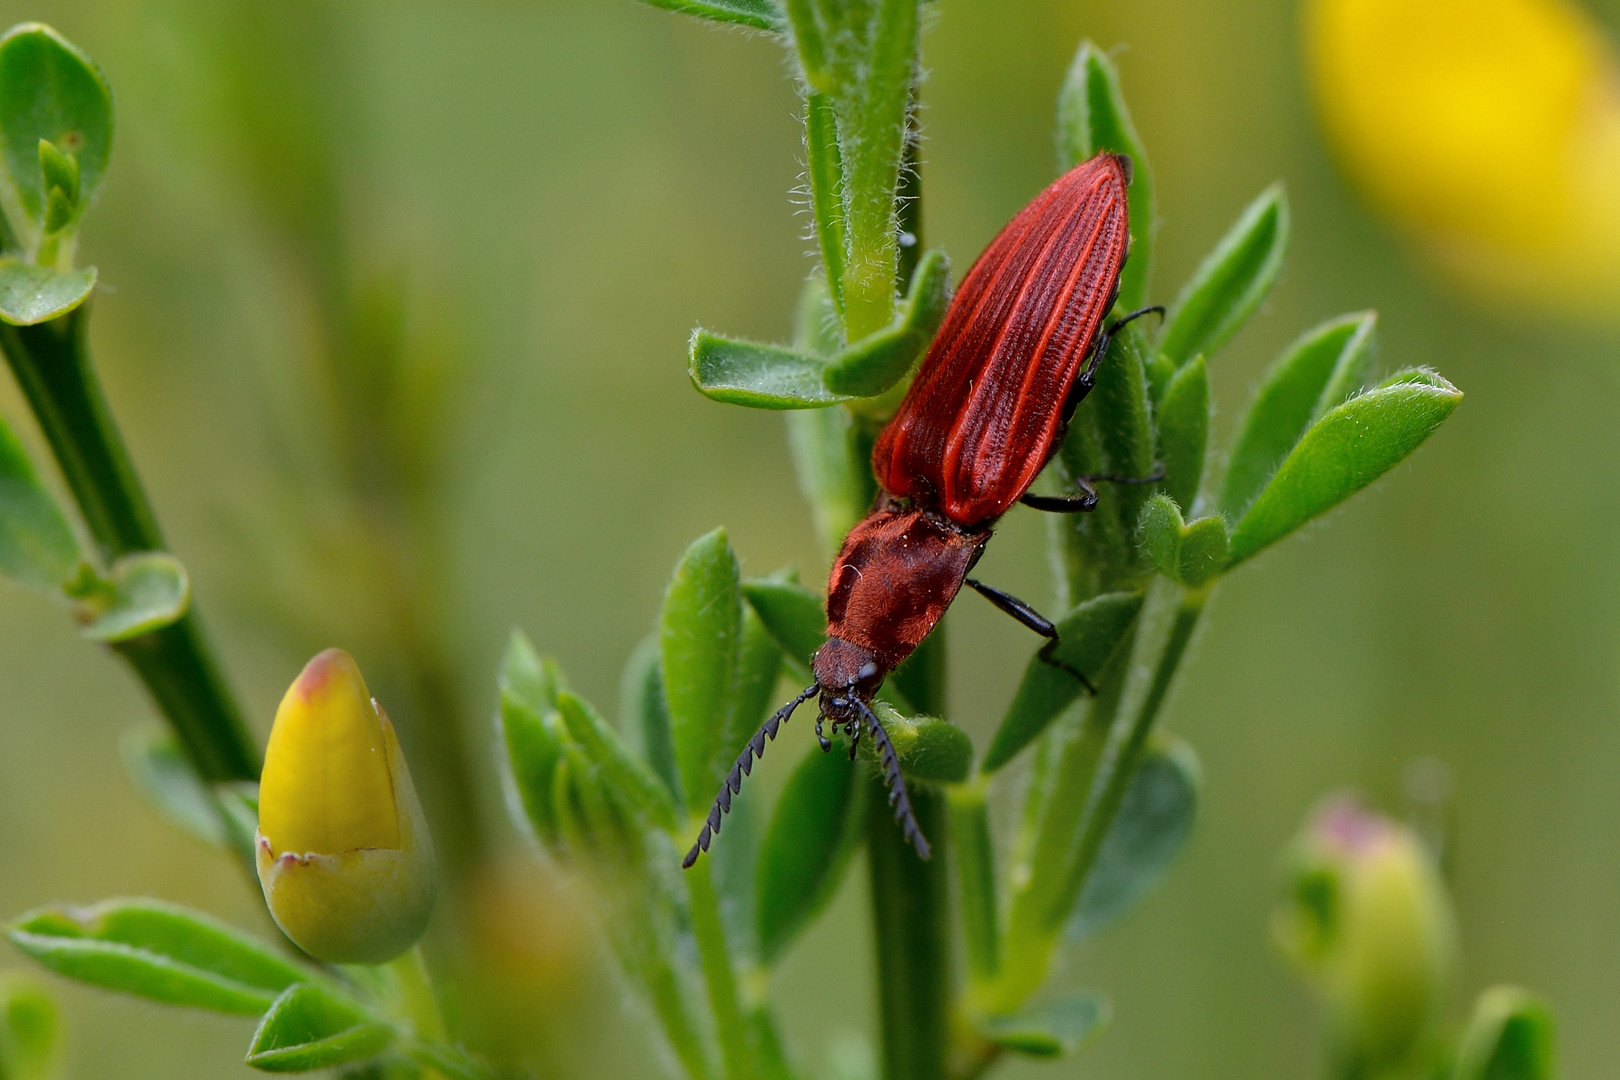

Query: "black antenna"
(681, 683), (819, 869)
(857, 699), (930, 861)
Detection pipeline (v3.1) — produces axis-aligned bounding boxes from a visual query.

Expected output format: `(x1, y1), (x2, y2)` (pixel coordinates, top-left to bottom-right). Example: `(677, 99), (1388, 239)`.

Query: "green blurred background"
(4, 0), (1620, 1076)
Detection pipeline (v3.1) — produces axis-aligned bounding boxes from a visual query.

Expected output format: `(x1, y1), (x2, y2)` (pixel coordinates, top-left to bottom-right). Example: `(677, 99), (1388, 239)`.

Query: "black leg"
(856, 699), (930, 861)
(815, 715), (831, 753)
(1065, 304), (1169, 421)
(964, 578), (1097, 694)
(1020, 465), (1166, 515)
(683, 683), (818, 869)
(847, 718), (862, 760)
(1021, 476), (1098, 514)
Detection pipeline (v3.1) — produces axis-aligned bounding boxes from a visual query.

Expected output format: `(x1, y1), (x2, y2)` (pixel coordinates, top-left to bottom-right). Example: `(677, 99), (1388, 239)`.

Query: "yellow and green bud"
(1273, 796), (1456, 1076)
(256, 648), (435, 964)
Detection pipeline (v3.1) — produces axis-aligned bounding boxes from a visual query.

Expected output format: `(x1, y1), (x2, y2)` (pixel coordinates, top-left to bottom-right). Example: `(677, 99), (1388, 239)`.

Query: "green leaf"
(1227, 372), (1462, 566)
(984, 592), (1145, 773)
(0, 25), (112, 242)
(636, 0), (785, 32)
(1312, 313), (1379, 423)
(245, 983), (394, 1073)
(37, 140), (77, 206)
(496, 635), (569, 846)
(723, 603), (784, 767)
(499, 628), (563, 716)
(1175, 516), (1229, 588)
(620, 632), (681, 806)
(1139, 494), (1181, 575)
(756, 746), (865, 965)
(742, 576), (826, 677)
(1219, 312), (1378, 520)
(863, 702), (971, 785)
(1159, 185), (1289, 366)
(0, 407), (77, 591)
(500, 692), (566, 849)
(6, 899), (306, 1016)
(556, 690), (676, 833)
(1138, 495), (1229, 588)
(662, 528), (743, 813)
(689, 330), (850, 410)
(1056, 41), (1153, 312)
(72, 552), (190, 641)
(1054, 325), (1157, 589)
(1155, 355), (1209, 513)
(0, 972), (61, 1080)
(980, 994), (1111, 1058)
(821, 248), (949, 397)
(0, 259), (94, 325)
(1452, 986), (1556, 1080)
(1068, 737), (1199, 939)
(120, 726), (227, 849)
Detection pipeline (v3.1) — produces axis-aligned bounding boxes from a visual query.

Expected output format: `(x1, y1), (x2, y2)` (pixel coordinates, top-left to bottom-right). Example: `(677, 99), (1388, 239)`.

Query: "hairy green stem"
(0, 309), (260, 782)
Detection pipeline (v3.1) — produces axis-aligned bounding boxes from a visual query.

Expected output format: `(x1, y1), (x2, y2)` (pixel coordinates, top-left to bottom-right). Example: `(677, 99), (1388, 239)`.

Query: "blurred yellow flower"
(1274, 796), (1456, 1076)
(1307, 0), (1620, 313)
(256, 648), (436, 964)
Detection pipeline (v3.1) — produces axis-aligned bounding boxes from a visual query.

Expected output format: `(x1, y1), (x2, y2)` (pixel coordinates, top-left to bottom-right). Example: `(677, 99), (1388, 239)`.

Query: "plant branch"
(0, 308), (260, 782)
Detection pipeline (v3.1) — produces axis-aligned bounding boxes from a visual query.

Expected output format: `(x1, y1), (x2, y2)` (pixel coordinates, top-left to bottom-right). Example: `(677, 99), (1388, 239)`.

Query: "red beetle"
(684, 152), (1158, 869)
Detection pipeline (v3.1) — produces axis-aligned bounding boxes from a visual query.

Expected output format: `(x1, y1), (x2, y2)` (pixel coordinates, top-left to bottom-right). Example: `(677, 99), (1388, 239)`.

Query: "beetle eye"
(856, 661), (879, 682)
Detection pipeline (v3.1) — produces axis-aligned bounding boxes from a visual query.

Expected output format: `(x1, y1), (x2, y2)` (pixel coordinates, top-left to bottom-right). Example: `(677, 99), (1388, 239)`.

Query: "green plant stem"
(0, 308), (259, 782)
(949, 780), (998, 985)
(387, 946), (446, 1041)
(390, 946), (501, 1080)
(687, 858), (754, 1080)
(868, 776), (949, 1080)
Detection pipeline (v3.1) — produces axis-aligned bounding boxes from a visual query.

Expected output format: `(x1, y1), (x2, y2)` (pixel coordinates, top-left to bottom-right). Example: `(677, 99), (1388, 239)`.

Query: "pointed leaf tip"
(245, 983), (393, 1073)
(6, 898), (305, 1016)
(1227, 372), (1460, 566)
(1160, 184), (1289, 365)
(635, 0), (785, 33)
(1057, 41), (1153, 311)
(1220, 311), (1378, 520)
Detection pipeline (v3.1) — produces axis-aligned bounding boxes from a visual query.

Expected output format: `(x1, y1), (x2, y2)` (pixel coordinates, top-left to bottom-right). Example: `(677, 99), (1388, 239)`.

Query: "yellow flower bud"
(256, 649), (436, 964)
(1274, 796), (1456, 1075)
(1306, 0), (1620, 313)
